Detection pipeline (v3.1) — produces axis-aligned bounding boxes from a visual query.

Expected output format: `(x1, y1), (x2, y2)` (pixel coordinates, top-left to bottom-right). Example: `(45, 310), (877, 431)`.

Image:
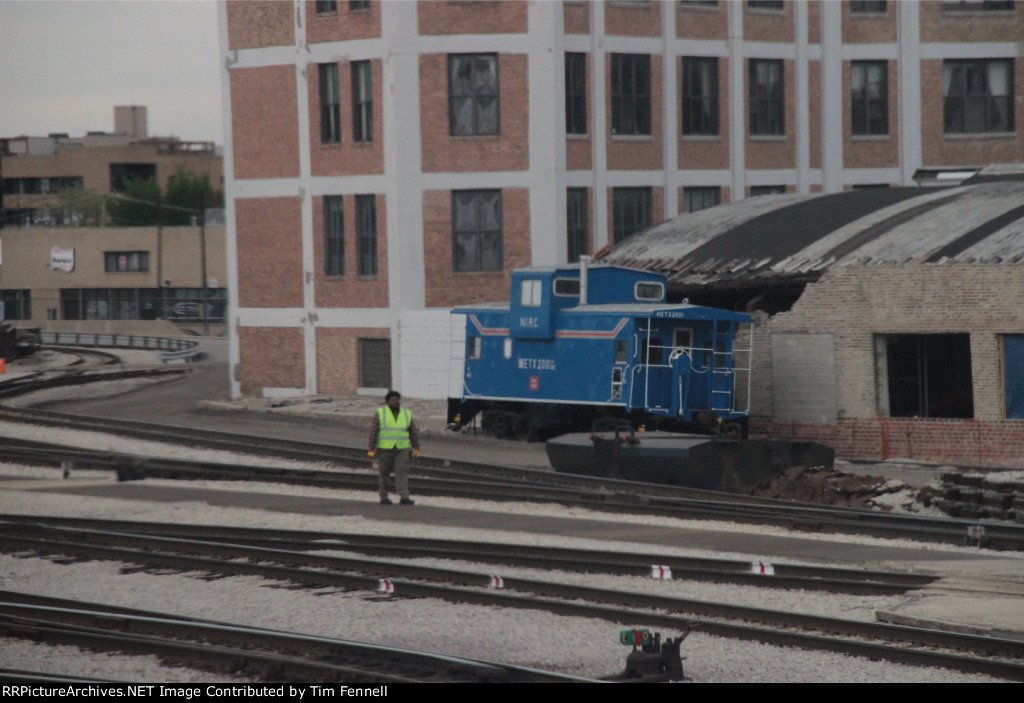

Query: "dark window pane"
(749, 59), (784, 136)
(351, 61), (372, 143)
(449, 54), (499, 136)
(324, 196), (344, 276)
(943, 59), (1014, 134)
(360, 338), (391, 388)
(452, 190), (502, 272)
(565, 53), (587, 135)
(566, 188), (588, 263)
(356, 194), (377, 276)
(682, 57), (719, 135)
(612, 187), (652, 243)
(611, 54), (651, 136)
(319, 63), (341, 143)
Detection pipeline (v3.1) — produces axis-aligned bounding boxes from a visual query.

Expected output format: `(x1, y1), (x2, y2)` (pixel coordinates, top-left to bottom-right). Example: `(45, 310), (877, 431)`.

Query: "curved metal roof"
(602, 181), (1024, 289)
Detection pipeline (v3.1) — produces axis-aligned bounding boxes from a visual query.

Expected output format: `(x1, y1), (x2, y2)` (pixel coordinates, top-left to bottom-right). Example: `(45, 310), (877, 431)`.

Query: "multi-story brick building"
(219, 0), (1023, 400)
(1, 106), (223, 228)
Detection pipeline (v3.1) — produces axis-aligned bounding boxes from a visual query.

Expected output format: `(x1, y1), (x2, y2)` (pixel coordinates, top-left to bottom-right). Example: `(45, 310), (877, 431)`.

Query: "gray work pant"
(377, 448), (411, 500)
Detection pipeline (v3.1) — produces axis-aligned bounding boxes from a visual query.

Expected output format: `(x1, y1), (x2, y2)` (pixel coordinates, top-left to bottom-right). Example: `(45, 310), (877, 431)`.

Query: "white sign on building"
(51, 247), (75, 272)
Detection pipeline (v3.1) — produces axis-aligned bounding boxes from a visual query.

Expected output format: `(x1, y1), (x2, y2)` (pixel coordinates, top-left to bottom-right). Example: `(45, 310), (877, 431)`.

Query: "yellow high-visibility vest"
(377, 407), (411, 449)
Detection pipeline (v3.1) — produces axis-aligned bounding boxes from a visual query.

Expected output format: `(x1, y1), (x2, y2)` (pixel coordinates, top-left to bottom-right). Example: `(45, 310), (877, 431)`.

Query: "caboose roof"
(566, 303), (752, 322)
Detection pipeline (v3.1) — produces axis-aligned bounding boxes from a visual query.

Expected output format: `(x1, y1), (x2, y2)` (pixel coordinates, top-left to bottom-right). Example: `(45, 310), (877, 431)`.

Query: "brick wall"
(920, 58), (1024, 168)
(745, 59), (797, 171)
(842, 1), (897, 43)
(238, 326), (305, 395)
(227, 0), (293, 50)
(842, 60), (899, 169)
(564, 1), (590, 35)
(308, 58), (385, 177)
(743, 2), (793, 43)
(606, 55), (664, 171)
(605, 1), (661, 37)
(422, 188), (531, 308)
(678, 56), (731, 171)
(757, 264), (1024, 467)
(418, 0), (527, 35)
(676, 1), (727, 40)
(312, 194), (390, 309)
(306, 0), (381, 44)
(235, 197), (304, 309)
(419, 53), (530, 174)
(231, 66), (300, 180)
(315, 326), (390, 395)
(920, 1), (1024, 43)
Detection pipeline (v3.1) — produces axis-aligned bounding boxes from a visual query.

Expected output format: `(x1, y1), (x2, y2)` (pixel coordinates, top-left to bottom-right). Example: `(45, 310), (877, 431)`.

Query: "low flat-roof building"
(602, 173), (1024, 468)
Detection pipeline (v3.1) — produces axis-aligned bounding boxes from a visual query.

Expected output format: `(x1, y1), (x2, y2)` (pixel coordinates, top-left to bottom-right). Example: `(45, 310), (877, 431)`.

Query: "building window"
(942, 1), (1014, 11)
(449, 54), (498, 136)
(611, 54), (651, 136)
(356, 194), (377, 276)
(851, 61), (888, 136)
(349, 0), (370, 9)
(109, 164), (156, 193)
(749, 59), (784, 136)
(453, 190), (502, 272)
(612, 187), (652, 243)
(351, 61), (372, 143)
(683, 186), (720, 212)
(750, 185), (786, 196)
(680, 1), (719, 6)
(315, 1), (337, 13)
(1003, 335), (1024, 418)
(324, 196), (344, 276)
(59, 288), (226, 322)
(884, 334), (974, 419)
(104, 251), (149, 273)
(943, 59), (1014, 134)
(565, 52), (587, 135)
(850, 0), (887, 12)
(682, 57), (719, 136)
(359, 338), (391, 389)
(748, 0), (783, 9)
(566, 188), (588, 263)
(0, 290), (31, 320)
(319, 63), (341, 144)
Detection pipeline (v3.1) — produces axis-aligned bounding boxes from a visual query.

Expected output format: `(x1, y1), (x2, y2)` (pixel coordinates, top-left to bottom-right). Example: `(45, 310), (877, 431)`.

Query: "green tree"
(164, 169), (222, 225)
(107, 176), (163, 226)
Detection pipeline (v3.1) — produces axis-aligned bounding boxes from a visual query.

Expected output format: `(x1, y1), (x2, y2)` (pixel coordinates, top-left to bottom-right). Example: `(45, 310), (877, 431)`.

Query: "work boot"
(380, 497), (393, 505)
(399, 498), (415, 506)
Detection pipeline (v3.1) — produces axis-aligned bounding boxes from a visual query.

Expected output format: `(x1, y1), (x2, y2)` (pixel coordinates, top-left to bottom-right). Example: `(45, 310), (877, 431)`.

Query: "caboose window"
(635, 281), (664, 301)
(611, 367), (623, 399)
(553, 278), (580, 297)
(468, 336), (482, 360)
(520, 279), (542, 306)
(615, 340), (627, 363)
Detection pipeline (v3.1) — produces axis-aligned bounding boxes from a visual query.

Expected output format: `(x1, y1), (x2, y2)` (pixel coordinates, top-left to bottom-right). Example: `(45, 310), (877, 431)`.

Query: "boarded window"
(360, 338), (391, 389)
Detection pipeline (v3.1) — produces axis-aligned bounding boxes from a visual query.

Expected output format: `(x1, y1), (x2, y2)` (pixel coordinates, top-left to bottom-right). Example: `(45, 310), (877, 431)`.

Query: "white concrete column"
(898, 0), (923, 185)
(590, 3), (608, 250)
(661, 0), (678, 217)
(293, 0), (318, 394)
(820, 0), (843, 192)
(217, 0), (241, 398)
(795, 0), (811, 194)
(528, 0), (565, 265)
(728, 0), (746, 201)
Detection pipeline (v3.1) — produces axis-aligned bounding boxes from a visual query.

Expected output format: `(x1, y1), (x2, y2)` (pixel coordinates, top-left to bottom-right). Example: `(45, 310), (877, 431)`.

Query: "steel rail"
(0, 515), (938, 595)
(4, 527), (1024, 678)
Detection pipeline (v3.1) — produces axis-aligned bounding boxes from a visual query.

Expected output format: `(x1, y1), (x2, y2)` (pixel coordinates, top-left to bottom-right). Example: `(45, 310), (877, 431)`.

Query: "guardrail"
(39, 332), (202, 363)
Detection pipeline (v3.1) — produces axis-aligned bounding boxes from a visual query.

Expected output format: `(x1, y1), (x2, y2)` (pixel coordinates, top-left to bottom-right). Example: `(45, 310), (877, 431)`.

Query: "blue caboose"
(447, 261), (752, 438)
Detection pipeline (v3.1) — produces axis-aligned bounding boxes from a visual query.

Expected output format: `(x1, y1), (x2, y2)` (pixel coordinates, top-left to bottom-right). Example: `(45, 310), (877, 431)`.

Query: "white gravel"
(0, 459), (1015, 683)
(0, 347), (1017, 682)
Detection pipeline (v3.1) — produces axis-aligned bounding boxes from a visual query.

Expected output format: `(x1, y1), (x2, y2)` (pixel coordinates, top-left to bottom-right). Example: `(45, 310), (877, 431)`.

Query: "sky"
(0, 0), (224, 145)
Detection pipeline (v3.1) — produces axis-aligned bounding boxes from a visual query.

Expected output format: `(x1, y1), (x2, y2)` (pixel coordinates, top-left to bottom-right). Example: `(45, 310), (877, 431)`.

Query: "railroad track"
(4, 518), (1023, 681)
(0, 592), (593, 684)
(3, 429), (1024, 552)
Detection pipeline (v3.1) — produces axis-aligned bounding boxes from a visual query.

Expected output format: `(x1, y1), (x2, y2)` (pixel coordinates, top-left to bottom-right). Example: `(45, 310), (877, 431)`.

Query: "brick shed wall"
(755, 264), (1024, 467)
(238, 326), (305, 396)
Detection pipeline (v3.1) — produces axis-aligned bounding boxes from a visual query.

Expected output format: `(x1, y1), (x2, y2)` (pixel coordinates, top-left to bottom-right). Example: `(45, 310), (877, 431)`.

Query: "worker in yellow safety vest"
(368, 390), (421, 505)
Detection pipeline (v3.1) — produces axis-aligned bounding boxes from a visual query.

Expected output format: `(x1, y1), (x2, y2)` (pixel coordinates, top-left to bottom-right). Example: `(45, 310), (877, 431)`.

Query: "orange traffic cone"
(0, 358), (5, 374)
